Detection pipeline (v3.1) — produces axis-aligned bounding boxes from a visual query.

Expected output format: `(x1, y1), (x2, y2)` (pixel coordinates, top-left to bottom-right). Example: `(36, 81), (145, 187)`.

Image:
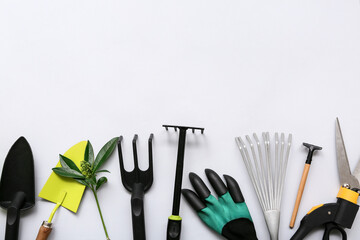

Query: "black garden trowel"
(0, 137), (35, 240)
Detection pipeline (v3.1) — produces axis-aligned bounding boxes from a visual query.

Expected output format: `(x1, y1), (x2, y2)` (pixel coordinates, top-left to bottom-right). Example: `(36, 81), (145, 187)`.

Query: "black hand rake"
(117, 134), (154, 240)
(163, 125), (204, 240)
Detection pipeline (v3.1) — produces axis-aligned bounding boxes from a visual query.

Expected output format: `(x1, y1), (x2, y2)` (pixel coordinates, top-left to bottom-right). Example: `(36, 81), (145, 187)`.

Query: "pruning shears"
(291, 118), (360, 240)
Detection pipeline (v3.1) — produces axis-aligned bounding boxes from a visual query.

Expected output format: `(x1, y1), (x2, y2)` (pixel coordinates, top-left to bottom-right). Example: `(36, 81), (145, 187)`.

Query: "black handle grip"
(291, 203), (338, 240)
(5, 192), (26, 240)
(291, 198), (359, 240)
(131, 183), (146, 240)
(323, 222), (347, 240)
(167, 218), (182, 240)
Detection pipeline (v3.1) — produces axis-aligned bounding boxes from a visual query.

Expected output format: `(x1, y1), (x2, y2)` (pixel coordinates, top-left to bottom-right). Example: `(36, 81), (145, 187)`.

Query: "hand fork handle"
(131, 183), (146, 240)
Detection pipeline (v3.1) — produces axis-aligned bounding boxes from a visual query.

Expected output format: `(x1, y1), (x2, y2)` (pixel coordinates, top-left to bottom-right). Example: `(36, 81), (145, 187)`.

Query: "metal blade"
(352, 159), (360, 184)
(0, 137), (35, 210)
(336, 118), (360, 189)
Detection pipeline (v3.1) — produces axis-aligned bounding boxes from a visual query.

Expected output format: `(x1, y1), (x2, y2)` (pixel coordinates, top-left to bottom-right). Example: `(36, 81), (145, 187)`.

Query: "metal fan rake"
(236, 132), (292, 240)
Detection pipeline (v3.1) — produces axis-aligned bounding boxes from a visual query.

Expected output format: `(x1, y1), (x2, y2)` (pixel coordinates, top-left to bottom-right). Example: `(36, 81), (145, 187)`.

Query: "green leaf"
(84, 141), (94, 165)
(93, 137), (119, 172)
(74, 179), (89, 187)
(95, 169), (110, 174)
(59, 154), (81, 173)
(88, 176), (96, 186)
(53, 167), (85, 179)
(84, 179), (93, 187)
(96, 177), (108, 190)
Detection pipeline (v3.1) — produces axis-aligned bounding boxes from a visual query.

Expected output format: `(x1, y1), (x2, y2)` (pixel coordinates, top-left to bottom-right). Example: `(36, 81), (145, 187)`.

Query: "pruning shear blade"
(336, 118), (360, 189)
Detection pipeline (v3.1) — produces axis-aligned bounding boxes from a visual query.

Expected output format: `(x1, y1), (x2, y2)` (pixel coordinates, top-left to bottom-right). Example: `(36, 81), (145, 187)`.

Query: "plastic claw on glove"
(182, 169), (258, 240)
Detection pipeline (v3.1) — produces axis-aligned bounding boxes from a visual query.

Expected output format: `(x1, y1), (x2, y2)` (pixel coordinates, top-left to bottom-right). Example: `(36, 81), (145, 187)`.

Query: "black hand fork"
(163, 125), (204, 240)
(117, 134), (154, 240)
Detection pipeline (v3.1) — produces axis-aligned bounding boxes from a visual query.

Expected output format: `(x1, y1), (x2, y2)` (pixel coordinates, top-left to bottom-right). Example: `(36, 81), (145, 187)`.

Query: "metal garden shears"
(291, 118), (360, 240)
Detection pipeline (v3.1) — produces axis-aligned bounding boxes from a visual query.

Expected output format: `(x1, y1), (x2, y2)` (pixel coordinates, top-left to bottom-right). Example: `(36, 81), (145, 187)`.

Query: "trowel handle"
(5, 192), (26, 240)
(131, 183), (146, 240)
(35, 222), (52, 240)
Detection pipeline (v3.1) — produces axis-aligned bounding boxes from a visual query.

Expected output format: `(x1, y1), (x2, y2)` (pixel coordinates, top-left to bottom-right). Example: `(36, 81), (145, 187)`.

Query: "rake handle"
(167, 218), (182, 240)
(290, 163), (311, 228)
(131, 183), (146, 240)
(171, 129), (187, 215)
(167, 128), (187, 240)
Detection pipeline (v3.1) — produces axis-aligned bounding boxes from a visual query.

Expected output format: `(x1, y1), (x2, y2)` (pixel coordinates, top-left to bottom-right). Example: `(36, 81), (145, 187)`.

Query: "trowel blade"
(0, 137), (35, 211)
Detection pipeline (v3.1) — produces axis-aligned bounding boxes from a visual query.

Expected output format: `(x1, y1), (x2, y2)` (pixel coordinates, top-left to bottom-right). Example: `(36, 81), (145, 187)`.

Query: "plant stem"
(91, 187), (110, 240)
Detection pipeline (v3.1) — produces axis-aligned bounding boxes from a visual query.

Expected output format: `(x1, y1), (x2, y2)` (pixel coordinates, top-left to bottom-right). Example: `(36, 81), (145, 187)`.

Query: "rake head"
(117, 134), (154, 192)
(162, 125), (204, 134)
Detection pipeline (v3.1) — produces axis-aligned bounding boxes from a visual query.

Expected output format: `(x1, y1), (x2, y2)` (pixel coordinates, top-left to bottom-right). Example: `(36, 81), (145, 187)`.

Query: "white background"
(1, 0), (360, 239)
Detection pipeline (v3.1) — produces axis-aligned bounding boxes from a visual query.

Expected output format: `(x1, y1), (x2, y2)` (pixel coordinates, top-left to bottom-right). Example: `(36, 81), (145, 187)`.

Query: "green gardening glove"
(182, 169), (258, 240)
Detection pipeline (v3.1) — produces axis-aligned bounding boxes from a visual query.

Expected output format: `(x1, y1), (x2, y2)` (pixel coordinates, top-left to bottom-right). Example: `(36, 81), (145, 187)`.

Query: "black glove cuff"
(221, 218), (258, 240)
